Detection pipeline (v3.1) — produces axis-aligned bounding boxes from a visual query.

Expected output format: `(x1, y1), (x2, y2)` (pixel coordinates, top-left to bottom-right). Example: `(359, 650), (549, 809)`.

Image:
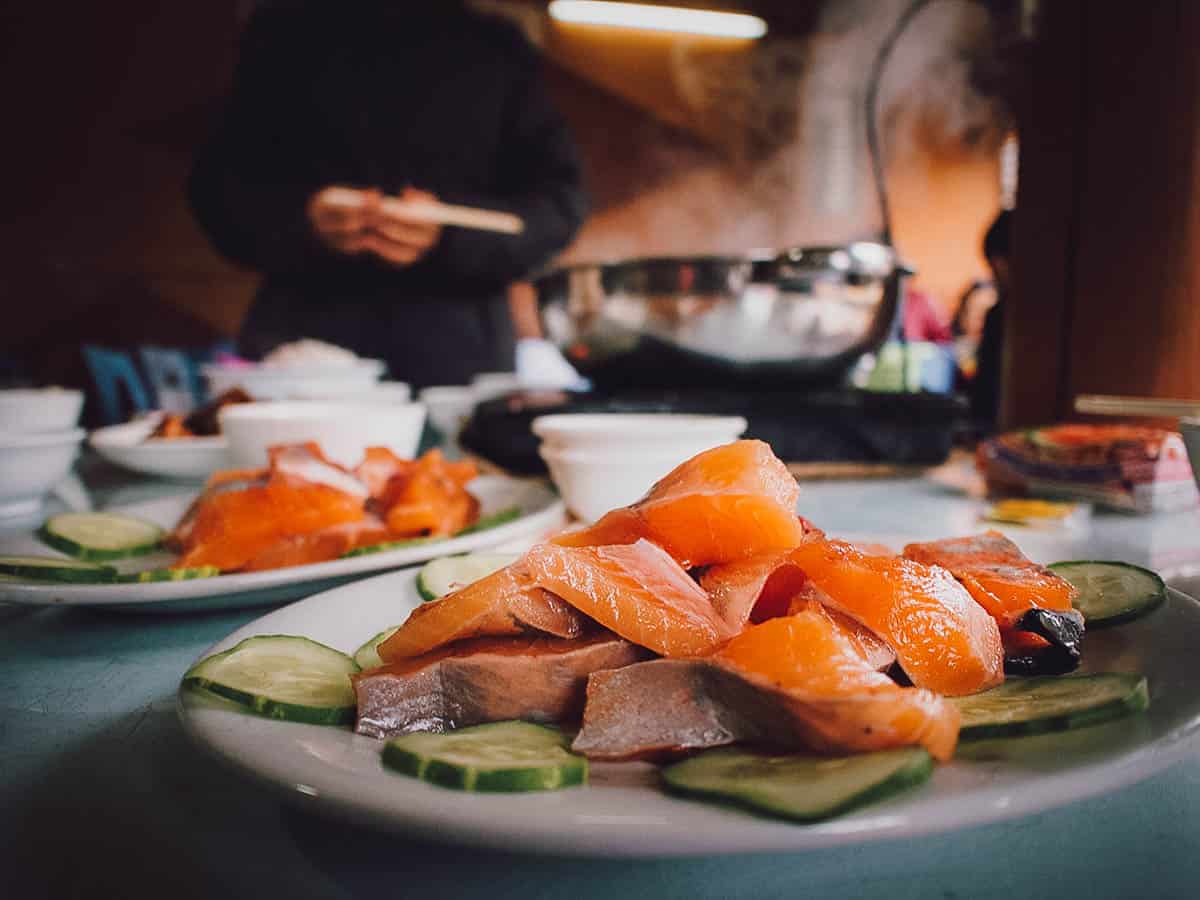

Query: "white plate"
(0, 476), (565, 611)
(178, 543), (1200, 857)
(90, 419), (229, 481)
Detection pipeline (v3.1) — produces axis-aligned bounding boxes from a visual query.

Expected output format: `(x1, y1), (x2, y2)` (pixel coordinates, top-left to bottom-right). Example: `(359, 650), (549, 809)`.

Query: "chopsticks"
(379, 198), (524, 235)
(322, 187), (524, 234)
(1073, 394), (1200, 419)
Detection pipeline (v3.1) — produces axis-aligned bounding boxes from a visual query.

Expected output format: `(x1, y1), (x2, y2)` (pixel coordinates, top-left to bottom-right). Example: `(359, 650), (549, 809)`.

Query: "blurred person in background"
(189, 1), (588, 389)
(950, 278), (999, 380)
(969, 210), (1012, 428)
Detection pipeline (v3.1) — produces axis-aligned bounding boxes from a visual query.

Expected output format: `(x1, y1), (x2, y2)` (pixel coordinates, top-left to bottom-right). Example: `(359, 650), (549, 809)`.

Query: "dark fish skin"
(353, 634), (651, 739)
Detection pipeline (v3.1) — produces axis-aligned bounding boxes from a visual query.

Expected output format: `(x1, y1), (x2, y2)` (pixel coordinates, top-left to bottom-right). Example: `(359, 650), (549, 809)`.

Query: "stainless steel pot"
(535, 242), (909, 390)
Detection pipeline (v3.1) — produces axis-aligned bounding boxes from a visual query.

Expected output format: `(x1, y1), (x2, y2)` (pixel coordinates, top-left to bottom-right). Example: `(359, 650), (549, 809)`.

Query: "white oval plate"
(90, 419), (229, 481)
(0, 475), (564, 611)
(178, 544), (1200, 857)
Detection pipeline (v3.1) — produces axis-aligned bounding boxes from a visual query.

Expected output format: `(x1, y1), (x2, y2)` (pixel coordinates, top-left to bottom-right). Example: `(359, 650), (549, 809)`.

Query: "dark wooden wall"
(1005, 0), (1200, 427)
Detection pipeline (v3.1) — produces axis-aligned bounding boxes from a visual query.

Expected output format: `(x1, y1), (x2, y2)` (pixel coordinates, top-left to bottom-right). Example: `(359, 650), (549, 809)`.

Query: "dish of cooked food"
(149, 388), (253, 440)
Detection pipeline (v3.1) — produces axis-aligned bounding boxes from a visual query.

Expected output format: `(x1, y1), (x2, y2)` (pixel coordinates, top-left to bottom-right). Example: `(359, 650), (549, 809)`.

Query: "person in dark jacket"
(970, 210), (1012, 428)
(189, 1), (588, 388)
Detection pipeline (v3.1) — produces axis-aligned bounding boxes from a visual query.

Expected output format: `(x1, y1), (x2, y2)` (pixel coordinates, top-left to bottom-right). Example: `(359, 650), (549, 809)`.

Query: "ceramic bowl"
(0, 428), (85, 517)
(220, 401), (426, 469)
(534, 413), (748, 521)
(0, 388), (84, 433)
(202, 360), (385, 401)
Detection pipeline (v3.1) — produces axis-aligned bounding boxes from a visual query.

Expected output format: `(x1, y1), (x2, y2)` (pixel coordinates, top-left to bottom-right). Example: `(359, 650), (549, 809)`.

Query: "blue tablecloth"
(4, 461), (1200, 899)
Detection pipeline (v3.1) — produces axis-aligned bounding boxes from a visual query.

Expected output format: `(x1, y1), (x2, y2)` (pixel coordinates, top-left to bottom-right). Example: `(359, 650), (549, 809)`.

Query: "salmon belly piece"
(787, 540), (1004, 696)
(174, 481), (365, 572)
(523, 538), (734, 657)
(553, 440), (807, 567)
(239, 517), (392, 572)
(378, 565), (586, 662)
(903, 531), (1084, 674)
(356, 634), (651, 739)
(574, 606), (958, 762)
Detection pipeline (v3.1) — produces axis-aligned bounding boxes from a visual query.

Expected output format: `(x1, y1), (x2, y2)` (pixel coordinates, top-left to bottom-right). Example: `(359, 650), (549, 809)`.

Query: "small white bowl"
(287, 381), (411, 405)
(89, 418), (229, 481)
(203, 360), (385, 401)
(419, 385), (478, 451)
(471, 371), (523, 402)
(0, 388), (84, 433)
(532, 413), (748, 454)
(0, 428), (85, 517)
(220, 401), (426, 469)
(539, 441), (735, 523)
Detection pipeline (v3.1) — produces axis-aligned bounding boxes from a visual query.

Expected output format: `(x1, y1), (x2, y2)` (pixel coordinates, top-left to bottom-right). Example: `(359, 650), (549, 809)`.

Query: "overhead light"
(548, 1), (767, 39)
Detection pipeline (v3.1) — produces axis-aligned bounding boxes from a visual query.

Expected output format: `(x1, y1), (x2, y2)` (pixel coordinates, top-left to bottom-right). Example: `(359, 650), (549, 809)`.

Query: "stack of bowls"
(0, 388), (86, 517)
(531, 413), (748, 522)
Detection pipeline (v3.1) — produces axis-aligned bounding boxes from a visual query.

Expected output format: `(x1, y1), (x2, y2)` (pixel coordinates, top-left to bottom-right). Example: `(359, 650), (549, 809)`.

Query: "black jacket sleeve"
(420, 42), (589, 294)
(187, 7), (336, 274)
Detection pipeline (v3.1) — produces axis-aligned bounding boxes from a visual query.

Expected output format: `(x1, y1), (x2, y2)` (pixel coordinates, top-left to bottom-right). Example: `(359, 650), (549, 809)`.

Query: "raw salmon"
(377, 565), (586, 662)
(700, 551), (895, 670)
(523, 538), (734, 657)
(377, 449), (479, 538)
(269, 443), (369, 499)
(356, 633), (651, 738)
(574, 607), (958, 762)
(239, 516), (392, 572)
(902, 531), (1084, 673)
(553, 440), (808, 567)
(355, 447), (415, 499)
(174, 480), (365, 571)
(786, 540), (1004, 696)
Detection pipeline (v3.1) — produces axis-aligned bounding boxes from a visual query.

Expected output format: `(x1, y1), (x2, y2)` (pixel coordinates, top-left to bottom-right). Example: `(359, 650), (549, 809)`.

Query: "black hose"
(865, 0), (935, 246)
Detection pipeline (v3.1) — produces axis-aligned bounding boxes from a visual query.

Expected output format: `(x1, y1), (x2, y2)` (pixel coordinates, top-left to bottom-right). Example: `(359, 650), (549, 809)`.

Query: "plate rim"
(175, 567), (1200, 858)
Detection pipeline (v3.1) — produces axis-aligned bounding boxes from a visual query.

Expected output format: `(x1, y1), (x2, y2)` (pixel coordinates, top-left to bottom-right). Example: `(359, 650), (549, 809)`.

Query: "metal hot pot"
(535, 242), (909, 390)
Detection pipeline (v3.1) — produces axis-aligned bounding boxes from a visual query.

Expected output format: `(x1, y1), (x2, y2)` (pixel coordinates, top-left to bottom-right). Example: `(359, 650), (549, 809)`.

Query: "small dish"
(220, 401), (427, 468)
(532, 413), (748, 453)
(0, 387), (83, 433)
(0, 428), (85, 517)
(419, 385), (478, 453)
(89, 417), (229, 481)
(538, 443), (691, 521)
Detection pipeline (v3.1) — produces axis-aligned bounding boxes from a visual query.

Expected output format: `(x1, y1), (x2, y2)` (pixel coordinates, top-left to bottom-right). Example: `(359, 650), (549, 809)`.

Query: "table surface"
(5, 457), (1200, 900)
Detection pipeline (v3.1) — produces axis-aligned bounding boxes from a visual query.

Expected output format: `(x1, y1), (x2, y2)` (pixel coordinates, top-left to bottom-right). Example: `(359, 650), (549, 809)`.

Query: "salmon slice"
(553, 440), (808, 567)
(716, 603), (959, 759)
(377, 449), (479, 538)
(239, 516), (392, 572)
(174, 480), (365, 572)
(700, 551), (895, 670)
(574, 609), (958, 762)
(523, 538), (734, 657)
(355, 447), (415, 499)
(377, 565), (587, 662)
(355, 633), (651, 739)
(902, 531), (1084, 674)
(786, 540), (1004, 696)
(269, 443), (369, 499)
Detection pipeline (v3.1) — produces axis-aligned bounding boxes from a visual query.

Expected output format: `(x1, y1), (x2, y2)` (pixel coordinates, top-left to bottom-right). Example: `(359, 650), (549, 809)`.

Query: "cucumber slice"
(952, 672), (1149, 740)
(0, 554), (117, 583)
(181, 635), (359, 726)
(1049, 560), (1166, 627)
(415, 552), (522, 602)
(39, 512), (164, 561)
(352, 626), (400, 669)
(382, 721), (587, 792)
(119, 566), (221, 583)
(454, 506), (522, 536)
(661, 747), (933, 823)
